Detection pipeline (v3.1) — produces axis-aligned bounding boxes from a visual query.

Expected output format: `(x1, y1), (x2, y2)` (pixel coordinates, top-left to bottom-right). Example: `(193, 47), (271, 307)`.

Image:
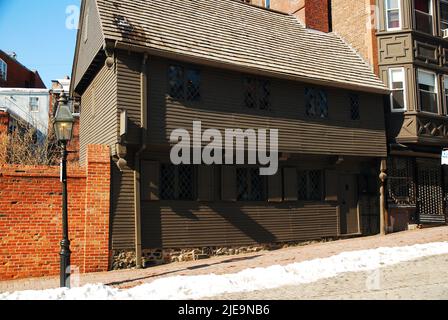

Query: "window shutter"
(141, 161), (159, 201)
(283, 168), (298, 201)
(221, 166), (236, 202)
(268, 170), (282, 203)
(325, 170), (338, 202)
(198, 165), (214, 201)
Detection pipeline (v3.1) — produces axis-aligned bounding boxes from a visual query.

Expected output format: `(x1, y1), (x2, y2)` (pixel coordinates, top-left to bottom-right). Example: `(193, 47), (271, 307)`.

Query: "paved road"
(211, 254), (448, 300)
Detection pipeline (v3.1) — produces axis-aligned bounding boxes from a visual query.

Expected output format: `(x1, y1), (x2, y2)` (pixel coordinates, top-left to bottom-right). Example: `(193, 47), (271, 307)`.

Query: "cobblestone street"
(211, 254), (448, 300)
(1, 226), (448, 296)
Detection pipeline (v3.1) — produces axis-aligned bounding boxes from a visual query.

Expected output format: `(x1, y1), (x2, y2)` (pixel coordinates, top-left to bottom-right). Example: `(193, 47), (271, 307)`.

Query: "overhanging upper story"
(71, 0), (389, 164)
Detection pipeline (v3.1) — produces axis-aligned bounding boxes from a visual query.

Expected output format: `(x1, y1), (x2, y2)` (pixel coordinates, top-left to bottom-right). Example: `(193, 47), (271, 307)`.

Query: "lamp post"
(53, 92), (75, 288)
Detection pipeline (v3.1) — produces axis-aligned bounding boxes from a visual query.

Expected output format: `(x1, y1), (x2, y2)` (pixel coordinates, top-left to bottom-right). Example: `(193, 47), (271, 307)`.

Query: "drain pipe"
(134, 53), (149, 268)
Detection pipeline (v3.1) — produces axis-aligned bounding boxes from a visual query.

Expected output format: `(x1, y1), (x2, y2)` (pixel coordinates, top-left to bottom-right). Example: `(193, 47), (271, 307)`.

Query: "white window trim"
(441, 0), (448, 31)
(385, 0), (402, 31)
(389, 67), (407, 113)
(29, 97), (40, 113)
(415, 0), (434, 34)
(417, 68), (439, 114)
(443, 75), (448, 115)
(0, 58), (7, 81)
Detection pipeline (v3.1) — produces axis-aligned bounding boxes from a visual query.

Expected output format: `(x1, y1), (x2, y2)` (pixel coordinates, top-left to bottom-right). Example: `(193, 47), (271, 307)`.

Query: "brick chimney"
(248, 0), (331, 33)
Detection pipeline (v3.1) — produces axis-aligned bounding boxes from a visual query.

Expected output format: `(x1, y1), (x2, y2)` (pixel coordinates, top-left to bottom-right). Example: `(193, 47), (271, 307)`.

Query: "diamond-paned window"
(350, 94), (360, 120)
(237, 167), (267, 201)
(387, 157), (416, 206)
(160, 164), (176, 200)
(186, 69), (201, 101)
(297, 170), (323, 201)
(306, 88), (328, 119)
(168, 65), (201, 102)
(168, 65), (184, 100)
(244, 77), (271, 111)
(160, 164), (195, 201)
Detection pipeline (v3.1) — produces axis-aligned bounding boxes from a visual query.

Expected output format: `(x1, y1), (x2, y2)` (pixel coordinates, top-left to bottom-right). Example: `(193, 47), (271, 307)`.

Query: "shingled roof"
(84, 0), (387, 94)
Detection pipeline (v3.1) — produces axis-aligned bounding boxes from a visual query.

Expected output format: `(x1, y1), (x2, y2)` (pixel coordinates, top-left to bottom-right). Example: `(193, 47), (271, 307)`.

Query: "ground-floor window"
(236, 167), (267, 201)
(387, 157), (416, 206)
(160, 164), (196, 200)
(297, 170), (323, 201)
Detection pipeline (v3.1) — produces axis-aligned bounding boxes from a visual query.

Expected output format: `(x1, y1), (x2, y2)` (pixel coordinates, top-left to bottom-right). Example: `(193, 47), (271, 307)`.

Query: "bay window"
(443, 76), (448, 114)
(386, 0), (401, 30)
(389, 68), (406, 112)
(418, 69), (438, 113)
(414, 0), (433, 34)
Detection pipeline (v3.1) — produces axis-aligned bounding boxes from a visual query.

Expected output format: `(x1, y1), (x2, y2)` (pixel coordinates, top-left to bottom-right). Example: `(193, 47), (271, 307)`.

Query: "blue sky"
(0, 0), (81, 88)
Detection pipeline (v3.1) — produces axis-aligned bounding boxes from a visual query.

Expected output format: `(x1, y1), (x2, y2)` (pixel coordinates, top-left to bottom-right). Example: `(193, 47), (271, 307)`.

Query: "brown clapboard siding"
(110, 165), (136, 250)
(79, 63), (117, 165)
(73, 0), (104, 91)
(147, 57), (387, 157)
(141, 202), (338, 248)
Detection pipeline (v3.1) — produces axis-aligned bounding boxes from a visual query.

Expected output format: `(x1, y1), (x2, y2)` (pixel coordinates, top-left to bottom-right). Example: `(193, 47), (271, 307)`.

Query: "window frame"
(388, 67), (407, 113)
(414, 0), (434, 35)
(440, 0), (448, 32)
(159, 164), (197, 201)
(417, 68), (439, 114)
(167, 64), (201, 102)
(236, 167), (268, 202)
(349, 93), (361, 120)
(0, 58), (7, 81)
(29, 97), (40, 113)
(243, 76), (271, 111)
(297, 169), (324, 202)
(442, 75), (448, 115)
(385, 0), (402, 31)
(305, 87), (328, 119)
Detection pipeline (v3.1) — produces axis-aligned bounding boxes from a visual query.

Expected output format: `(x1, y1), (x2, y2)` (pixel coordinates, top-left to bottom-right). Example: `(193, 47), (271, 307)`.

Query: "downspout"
(134, 53), (149, 268)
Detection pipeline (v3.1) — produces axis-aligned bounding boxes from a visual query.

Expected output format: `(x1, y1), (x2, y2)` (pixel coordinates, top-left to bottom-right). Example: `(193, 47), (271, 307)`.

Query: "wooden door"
(339, 174), (360, 235)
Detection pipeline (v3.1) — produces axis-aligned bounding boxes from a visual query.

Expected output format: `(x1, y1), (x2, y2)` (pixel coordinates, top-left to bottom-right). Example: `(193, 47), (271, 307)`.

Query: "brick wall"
(331, 0), (378, 70)
(0, 145), (110, 280)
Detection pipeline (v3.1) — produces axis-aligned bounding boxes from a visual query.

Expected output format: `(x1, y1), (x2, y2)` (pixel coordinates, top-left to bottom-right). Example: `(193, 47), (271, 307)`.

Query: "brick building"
(0, 50), (46, 89)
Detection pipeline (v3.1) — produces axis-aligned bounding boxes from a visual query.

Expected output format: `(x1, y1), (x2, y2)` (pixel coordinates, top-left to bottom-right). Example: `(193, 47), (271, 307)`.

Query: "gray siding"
(73, 0), (104, 90)
(147, 56), (387, 157)
(79, 63), (117, 165)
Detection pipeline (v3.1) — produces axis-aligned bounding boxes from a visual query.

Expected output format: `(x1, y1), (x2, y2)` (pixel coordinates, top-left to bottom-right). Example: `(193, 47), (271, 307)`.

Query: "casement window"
(415, 0), (433, 34)
(29, 97), (39, 112)
(441, 0), (448, 31)
(389, 68), (407, 112)
(297, 170), (323, 201)
(442, 76), (448, 115)
(236, 167), (267, 201)
(385, 0), (402, 30)
(0, 59), (7, 81)
(168, 65), (201, 101)
(349, 94), (360, 120)
(305, 88), (328, 118)
(418, 69), (438, 113)
(244, 77), (271, 110)
(160, 164), (196, 201)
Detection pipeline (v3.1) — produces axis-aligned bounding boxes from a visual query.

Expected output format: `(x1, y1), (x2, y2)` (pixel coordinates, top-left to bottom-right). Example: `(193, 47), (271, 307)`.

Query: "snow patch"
(2, 241), (448, 300)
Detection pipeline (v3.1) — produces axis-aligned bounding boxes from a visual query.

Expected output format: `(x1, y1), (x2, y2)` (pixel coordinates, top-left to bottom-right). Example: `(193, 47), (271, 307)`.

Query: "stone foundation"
(112, 238), (335, 270)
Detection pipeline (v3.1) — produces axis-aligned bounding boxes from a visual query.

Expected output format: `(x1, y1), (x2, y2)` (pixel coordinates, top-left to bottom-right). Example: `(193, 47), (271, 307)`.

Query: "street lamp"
(53, 92), (74, 288)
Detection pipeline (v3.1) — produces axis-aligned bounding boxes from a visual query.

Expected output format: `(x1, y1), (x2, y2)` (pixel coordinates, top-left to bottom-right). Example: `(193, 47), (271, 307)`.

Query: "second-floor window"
(29, 97), (39, 112)
(415, 0), (433, 34)
(349, 94), (360, 120)
(305, 88), (328, 119)
(0, 59), (7, 81)
(244, 77), (271, 111)
(389, 68), (406, 112)
(441, 0), (448, 31)
(418, 69), (438, 113)
(386, 0), (401, 30)
(168, 65), (201, 102)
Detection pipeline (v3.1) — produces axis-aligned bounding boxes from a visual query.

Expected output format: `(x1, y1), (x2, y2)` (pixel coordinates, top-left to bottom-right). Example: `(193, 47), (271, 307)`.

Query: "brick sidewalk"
(1, 226), (447, 293)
